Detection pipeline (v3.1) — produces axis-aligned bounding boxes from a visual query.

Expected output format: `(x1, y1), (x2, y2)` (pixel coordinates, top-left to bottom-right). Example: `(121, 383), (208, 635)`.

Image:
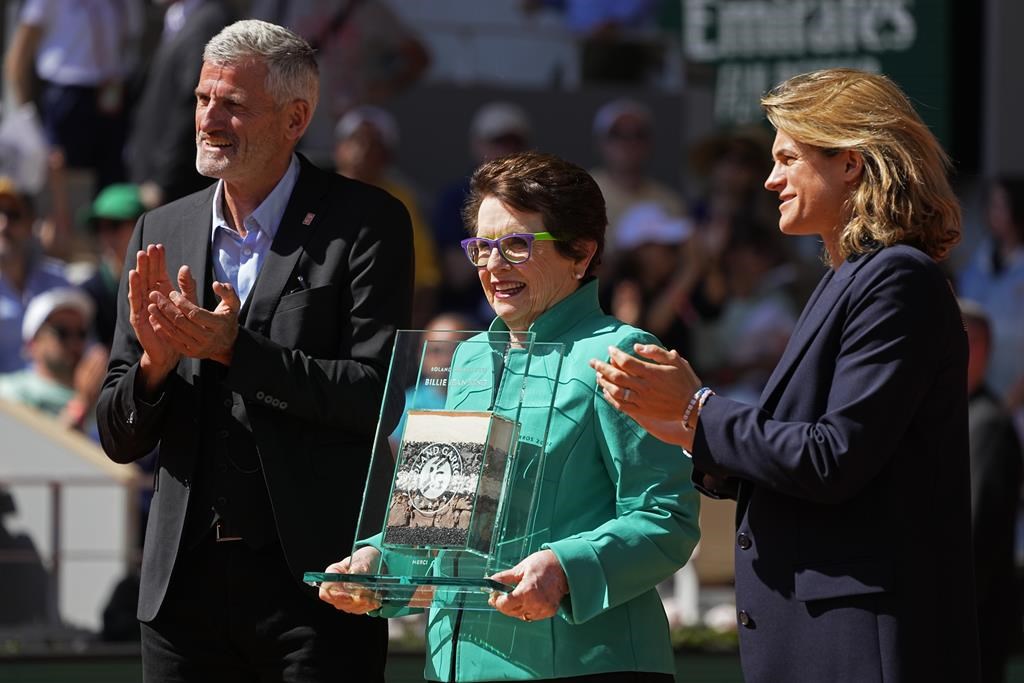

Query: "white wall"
(0, 401), (140, 633)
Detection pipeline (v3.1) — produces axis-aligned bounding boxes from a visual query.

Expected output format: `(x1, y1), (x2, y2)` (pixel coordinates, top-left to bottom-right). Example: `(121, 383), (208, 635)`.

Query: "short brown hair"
(462, 152), (606, 277)
(761, 68), (960, 263)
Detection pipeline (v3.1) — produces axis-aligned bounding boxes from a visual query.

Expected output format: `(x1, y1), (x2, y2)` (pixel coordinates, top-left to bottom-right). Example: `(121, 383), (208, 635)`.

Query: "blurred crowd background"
(1, 0), (1023, 674)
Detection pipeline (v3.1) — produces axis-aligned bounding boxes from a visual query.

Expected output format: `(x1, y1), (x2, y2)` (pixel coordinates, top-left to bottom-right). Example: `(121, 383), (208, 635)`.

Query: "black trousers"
(140, 533), (386, 682)
(38, 81), (126, 189)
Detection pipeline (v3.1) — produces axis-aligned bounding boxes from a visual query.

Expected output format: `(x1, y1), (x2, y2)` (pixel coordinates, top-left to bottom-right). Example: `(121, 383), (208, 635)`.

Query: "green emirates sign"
(684, 0), (951, 146)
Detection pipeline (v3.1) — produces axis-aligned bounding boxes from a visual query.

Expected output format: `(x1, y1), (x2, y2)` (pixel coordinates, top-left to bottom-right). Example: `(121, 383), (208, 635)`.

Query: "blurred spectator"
(690, 219), (798, 403)
(686, 124), (823, 306)
(432, 102), (532, 321)
(334, 105), (440, 326)
(100, 570), (142, 642)
(523, 0), (662, 83)
(98, 565), (142, 643)
(0, 99), (50, 196)
(958, 177), (1024, 422)
(960, 299), (1023, 683)
(0, 487), (51, 627)
(127, 0), (233, 209)
(0, 175), (69, 373)
(3, 0), (143, 190)
(589, 98), (684, 264)
(605, 201), (700, 356)
(79, 183), (145, 348)
(390, 311), (475, 446)
(79, 184), (154, 635)
(688, 125), (777, 256)
(250, 0), (430, 166)
(0, 287), (107, 432)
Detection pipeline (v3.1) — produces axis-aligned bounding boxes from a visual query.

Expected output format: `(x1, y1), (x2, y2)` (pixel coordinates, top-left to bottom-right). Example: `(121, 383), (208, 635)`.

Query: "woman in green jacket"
(320, 151), (701, 682)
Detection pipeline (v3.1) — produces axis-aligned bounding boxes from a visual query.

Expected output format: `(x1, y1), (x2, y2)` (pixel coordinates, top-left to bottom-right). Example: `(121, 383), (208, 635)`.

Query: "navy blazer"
(692, 245), (980, 683)
(97, 157), (413, 622)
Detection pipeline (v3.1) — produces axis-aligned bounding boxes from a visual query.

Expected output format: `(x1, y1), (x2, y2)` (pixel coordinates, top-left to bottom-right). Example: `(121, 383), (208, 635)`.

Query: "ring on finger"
(622, 388), (632, 401)
(522, 613), (532, 622)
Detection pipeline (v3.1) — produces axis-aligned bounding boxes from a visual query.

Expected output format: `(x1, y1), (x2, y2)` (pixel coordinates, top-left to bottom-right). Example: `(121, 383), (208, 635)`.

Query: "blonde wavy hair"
(761, 68), (960, 263)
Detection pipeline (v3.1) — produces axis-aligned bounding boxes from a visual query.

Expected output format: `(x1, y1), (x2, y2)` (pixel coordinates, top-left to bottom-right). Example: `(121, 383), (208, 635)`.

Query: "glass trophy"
(304, 329), (563, 610)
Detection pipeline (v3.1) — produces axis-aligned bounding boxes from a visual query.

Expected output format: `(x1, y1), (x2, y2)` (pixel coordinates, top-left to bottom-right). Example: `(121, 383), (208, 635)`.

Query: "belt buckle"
(214, 521), (243, 543)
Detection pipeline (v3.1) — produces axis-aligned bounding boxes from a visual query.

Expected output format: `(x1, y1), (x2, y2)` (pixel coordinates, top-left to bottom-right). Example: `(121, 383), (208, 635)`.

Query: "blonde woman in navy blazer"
(592, 69), (981, 683)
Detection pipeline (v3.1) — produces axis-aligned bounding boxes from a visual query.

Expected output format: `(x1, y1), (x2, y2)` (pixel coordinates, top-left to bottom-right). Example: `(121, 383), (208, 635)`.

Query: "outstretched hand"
(147, 266), (240, 366)
(487, 549), (568, 623)
(590, 343), (703, 448)
(318, 546), (383, 615)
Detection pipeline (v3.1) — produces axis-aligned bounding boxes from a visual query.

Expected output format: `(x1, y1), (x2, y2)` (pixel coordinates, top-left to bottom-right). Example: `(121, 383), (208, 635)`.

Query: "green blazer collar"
(487, 278), (602, 343)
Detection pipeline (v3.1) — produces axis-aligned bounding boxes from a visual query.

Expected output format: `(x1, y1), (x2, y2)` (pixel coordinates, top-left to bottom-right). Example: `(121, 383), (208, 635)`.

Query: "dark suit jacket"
(968, 387), (1022, 682)
(97, 156), (413, 622)
(692, 245), (980, 683)
(127, 0), (233, 202)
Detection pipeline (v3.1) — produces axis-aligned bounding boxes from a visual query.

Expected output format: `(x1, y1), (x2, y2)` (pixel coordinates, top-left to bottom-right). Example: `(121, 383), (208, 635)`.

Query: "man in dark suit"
(127, 0), (234, 207)
(593, 69), (980, 682)
(97, 20), (412, 682)
(961, 300), (1023, 683)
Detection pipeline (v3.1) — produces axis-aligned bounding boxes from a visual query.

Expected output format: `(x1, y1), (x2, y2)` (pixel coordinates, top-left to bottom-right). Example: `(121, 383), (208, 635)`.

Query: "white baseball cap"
(593, 99), (652, 139)
(22, 288), (94, 342)
(471, 102), (531, 141)
(334, 105), (400, 150)
(615, 202), (692, 251)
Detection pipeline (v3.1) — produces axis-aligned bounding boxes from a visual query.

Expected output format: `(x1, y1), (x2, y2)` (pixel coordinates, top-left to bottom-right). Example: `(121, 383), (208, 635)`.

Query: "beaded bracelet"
(682, 386), (712, 430)
(697, 386), (715, 412)
(693, 386), (716, 427)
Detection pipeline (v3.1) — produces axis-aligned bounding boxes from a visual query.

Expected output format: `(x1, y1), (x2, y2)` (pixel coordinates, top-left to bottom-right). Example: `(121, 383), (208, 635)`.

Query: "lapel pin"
(302, 212), (316, 226)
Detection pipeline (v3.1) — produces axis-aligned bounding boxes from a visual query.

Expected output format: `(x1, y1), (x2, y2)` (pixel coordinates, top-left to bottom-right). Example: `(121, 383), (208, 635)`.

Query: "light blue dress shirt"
(210, 155), (299, 305)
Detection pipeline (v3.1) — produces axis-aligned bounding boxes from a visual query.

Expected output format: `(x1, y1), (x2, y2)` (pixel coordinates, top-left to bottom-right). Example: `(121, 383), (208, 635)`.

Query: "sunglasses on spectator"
(461, 232), (559, 267)
(43, 324), (89, 343)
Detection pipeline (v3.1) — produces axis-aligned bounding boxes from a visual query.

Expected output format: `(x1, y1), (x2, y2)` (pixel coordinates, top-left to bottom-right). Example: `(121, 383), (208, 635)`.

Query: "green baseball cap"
(87, 183), (145, 223)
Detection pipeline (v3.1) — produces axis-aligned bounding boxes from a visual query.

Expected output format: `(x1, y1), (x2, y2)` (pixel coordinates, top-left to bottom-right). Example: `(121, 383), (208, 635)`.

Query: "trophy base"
(303, 572), (513, 611)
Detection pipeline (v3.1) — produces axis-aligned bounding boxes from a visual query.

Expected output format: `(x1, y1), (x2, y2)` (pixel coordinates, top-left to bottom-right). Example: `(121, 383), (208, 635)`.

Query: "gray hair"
(203, 20), (318, 112)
